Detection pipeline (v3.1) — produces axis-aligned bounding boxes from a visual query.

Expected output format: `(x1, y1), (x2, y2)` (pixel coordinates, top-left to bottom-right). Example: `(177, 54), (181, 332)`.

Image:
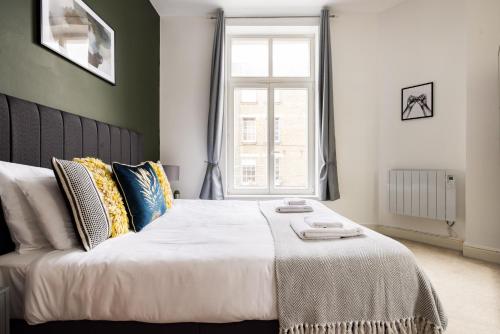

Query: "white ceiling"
(149, 0), (406, 17)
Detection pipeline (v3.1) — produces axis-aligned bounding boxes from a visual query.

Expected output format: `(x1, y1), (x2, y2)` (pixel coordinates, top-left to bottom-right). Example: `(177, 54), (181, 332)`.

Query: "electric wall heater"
(388, 169), (456, 224)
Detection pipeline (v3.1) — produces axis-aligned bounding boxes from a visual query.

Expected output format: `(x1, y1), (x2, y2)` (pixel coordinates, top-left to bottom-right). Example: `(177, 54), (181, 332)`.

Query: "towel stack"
(275, 198), (313, 213)
(291, 214), (363, 240)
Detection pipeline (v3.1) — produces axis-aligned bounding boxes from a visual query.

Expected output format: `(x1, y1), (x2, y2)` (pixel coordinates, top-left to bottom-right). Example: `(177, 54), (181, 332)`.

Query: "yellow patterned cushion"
(148, 161), (173, 209)
(73, 158), (130, 237)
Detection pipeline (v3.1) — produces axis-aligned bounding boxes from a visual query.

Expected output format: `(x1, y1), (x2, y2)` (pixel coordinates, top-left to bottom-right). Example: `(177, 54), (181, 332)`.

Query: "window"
(241, 117), (256, 143)
(227, 33), (315, 195)
(241, 160), (256, 185)
(274, 117), (281, 143)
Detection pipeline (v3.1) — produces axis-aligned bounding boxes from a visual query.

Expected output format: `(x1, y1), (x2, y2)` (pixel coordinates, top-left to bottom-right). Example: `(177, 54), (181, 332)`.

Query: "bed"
(0, 92), (447, 334)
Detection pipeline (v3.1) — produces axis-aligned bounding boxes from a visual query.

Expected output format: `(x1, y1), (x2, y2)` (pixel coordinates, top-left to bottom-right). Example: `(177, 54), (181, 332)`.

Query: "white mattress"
(24, 199), (278, 324)
(0, 250), (48, 319)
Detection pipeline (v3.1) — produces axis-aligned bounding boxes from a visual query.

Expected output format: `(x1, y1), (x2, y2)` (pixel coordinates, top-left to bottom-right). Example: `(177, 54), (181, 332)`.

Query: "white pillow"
(0, 161), (52, 253)
(17, 175), (79, 250)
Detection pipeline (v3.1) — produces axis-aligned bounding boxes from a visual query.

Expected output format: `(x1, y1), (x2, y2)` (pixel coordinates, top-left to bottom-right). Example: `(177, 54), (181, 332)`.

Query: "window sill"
(225, 194), (319, 201)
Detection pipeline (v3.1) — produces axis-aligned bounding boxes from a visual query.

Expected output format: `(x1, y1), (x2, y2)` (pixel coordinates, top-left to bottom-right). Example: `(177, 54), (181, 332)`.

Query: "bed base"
(11, 319), (279, 334)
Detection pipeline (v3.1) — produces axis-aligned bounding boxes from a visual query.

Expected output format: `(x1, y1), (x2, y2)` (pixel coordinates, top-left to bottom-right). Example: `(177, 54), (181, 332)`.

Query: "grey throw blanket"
(259, 200), (447, 334)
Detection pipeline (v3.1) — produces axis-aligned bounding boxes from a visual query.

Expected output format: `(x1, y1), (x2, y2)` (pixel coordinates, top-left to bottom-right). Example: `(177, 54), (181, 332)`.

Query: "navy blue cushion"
(112, 162), (167, 231)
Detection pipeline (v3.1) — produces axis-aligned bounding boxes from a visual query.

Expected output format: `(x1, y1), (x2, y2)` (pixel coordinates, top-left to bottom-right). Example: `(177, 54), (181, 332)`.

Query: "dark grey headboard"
(0, 93), (144, 254)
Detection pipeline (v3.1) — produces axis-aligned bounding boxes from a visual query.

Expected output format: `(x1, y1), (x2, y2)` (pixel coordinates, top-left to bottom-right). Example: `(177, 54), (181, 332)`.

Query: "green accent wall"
(0, 0), (160, 160)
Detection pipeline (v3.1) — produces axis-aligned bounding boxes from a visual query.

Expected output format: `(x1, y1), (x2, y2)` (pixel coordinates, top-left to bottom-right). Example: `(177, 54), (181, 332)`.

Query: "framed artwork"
(40, 0), (115, 84)
(401, 82), (433, 121)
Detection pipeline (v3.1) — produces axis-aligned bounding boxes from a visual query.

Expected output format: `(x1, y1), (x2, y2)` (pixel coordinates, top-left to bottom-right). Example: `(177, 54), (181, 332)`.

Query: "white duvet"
(24, 199), (277, 324)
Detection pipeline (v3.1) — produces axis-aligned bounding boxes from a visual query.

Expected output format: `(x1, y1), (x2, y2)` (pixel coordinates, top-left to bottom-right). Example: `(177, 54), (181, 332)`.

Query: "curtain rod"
(209, 15), (335, 19)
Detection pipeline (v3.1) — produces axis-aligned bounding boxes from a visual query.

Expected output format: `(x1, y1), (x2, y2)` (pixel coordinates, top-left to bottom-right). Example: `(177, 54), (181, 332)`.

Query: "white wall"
(324, 14), (379, 226)
(465, 0), (500, 251)
(376, 0), (467, 239)
(160, 17), (214, 198)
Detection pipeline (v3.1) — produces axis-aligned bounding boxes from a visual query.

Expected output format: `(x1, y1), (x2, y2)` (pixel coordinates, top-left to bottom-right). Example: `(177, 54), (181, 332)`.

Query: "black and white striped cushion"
(52, 158), (111, 251)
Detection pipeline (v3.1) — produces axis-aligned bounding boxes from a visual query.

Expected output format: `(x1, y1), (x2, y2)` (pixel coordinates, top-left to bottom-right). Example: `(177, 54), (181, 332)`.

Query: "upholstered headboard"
(0, 93), (144, 255)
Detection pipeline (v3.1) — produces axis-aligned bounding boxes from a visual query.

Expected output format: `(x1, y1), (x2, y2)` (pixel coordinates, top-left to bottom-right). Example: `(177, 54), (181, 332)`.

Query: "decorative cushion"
(52, 158), (111, 251)
(17, 175), (79, 250)
(149, 161), (174, 209)
(73, 158), (129, 237)
(112, 162), (167, 232)
(0, 161), (52, 253)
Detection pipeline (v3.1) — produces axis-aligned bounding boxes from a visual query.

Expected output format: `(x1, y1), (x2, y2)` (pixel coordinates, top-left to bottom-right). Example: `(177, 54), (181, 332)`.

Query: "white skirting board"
(367, 224), (500, 265)
(370, 225), (463, 251)
(463, 243), (500, 265)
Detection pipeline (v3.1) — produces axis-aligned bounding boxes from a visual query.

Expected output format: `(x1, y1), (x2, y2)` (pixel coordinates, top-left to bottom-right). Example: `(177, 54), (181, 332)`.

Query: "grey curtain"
(200, 9), (225, 200)
(318, 8), (340, 201)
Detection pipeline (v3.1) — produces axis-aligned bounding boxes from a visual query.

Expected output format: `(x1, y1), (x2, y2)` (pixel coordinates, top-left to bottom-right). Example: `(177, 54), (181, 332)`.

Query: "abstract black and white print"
(41, 0), (115, 84)
(401, 82), (433, 121)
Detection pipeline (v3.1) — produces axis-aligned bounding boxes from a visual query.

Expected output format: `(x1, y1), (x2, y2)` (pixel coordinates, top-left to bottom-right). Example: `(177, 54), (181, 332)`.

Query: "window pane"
(273, 88), (308, 189)
(233, 88), (268, 189)
(272, 39), (310, 77)
(231, 38), (269, 77)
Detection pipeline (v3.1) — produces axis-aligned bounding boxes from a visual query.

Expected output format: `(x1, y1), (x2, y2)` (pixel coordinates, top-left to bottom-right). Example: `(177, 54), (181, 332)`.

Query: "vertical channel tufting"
(138, 134), (144, 162)
(121, 129), (131, 164)
(39, 105), (64, 168)
(0, 94), (9, 162)
(9, 96), (41, 166)
(110, 126), (121, 163)
(130, 131), (139, 164)
(63, 113), (83, 160)
(0, 96), (143, 167)
(97, 122), (111, 164)
(82, 118), (98, 158)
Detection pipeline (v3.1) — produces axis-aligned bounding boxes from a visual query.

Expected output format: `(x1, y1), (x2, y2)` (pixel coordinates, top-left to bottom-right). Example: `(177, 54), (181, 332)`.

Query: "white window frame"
(226, 34), (316, 196)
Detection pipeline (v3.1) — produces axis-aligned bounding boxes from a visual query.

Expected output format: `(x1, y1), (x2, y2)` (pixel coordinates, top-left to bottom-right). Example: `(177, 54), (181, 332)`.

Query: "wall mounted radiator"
(388, 169), (456, 224)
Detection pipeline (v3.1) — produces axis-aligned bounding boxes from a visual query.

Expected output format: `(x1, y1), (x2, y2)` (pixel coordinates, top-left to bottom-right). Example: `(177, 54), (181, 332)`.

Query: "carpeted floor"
(399, 239), (500, 333)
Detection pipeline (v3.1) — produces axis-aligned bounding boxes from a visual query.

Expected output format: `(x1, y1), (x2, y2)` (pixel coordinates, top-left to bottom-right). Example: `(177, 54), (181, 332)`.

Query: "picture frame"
(40, 0), (115, 84)
(401, 82), (433, 121)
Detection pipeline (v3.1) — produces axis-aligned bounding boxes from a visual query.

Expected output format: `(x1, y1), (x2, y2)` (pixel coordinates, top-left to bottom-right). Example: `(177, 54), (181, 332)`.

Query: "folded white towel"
(290, 219), (363, 240)
(275, 205), (313, 213)
(283, 198), (306, 206)
(304, 215), (343, 228)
